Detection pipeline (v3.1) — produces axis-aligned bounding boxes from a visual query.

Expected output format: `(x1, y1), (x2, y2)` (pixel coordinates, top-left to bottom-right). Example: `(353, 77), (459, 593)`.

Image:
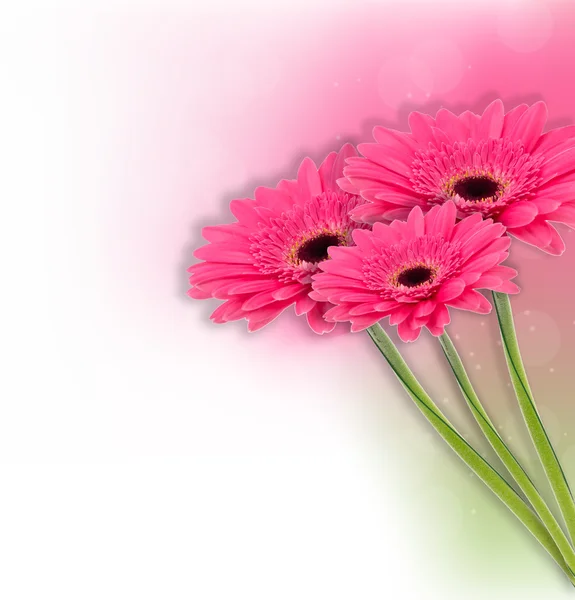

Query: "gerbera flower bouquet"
(188, 100), (575, 585)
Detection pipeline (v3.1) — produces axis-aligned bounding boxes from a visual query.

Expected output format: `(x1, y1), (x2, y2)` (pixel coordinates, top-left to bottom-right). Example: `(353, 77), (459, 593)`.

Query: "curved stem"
(493, 291), (575, 546)
(439, 331), (575, 573)
(366, 323), (575, 584)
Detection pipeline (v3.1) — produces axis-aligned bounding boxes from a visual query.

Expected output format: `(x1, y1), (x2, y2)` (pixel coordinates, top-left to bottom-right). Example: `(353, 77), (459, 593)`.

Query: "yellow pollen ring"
(443, 168), (510, 203)
(390, 262), (439, 288)
(287, 227), (346, 266)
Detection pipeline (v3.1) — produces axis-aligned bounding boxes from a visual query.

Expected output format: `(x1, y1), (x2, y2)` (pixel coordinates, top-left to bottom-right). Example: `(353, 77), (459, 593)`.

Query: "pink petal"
(324, 304), (354, 322)
(338, 292), (382, 303)
(187, 286), (212, 300)
(508, 101), (548, 152)
(351, 228), (379, 251)
(424, 201), (456, 238)
(370, 221), (404, 245)
(436, 278), (466, 302)
(435, 108), (470, 143)
(194, 245), (254, 264)
(533, 125), (575, 154)
(389, 304), (415, 325)
(397, 319), (422, 342)
(510, 220), (565, 255)
(471, 275), (503, 289)
(501, 104), (529, 137)
(189, 263), (260, 282)
(242, 290), (282, 311)
(308, 289), (326, 302)
(318, 257), (363, 279)
(306, 302), (337, 334)
(531, 197), (562, 215)
(210, 299), (247, 323)
(408, 111), (437, 146)
(349, 302), (383, 316)
(272, 283), (307, 300)
(246, 300), (294, 331)
(459, 110), (481, 140)
(373, 126), (418, 151)
(546, 201), (575, 227)
(358, 142), (413, 178)
(477, 100), (504, 139)
(462, 251), (508, 275)
(349, 202), (391, 225)
(414, 299), (437, 318)
(493, 280), (520, 294)
(296, 157), (322, 199)
(202, 224), (248, 243)
(406, 205), (425, 238)
(484, 265), (519, 280)
(227, 280), (280, 295)
(295, 294), (317, 316)
(336, 176), (360, 194)
(447, 289), (492, 314)
(320, 144), (358, 192)
(254, 186), (294, 212)
(426, 304), (451, 336)
(451, 213), (485, 244)
(374, 300), (399, 312)
(498, 202), (539, 228)
(538, 146), (575, 186)
(350, 313), (385, 332)
(229, 199), (263, 228)
(474, 265), (518, 290)
(460, 224), (508, 257)
(533, 181), (575, 206)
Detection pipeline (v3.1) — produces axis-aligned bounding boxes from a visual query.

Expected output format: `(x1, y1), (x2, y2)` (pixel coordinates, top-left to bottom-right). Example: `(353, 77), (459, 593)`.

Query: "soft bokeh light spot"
(496, 0), (554, 53)
(410, 39), (465, 94)
(512, 310), (561, 367)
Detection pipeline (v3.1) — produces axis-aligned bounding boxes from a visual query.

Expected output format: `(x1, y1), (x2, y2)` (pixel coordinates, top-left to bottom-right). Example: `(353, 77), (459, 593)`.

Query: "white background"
(1, 1), (573, 598)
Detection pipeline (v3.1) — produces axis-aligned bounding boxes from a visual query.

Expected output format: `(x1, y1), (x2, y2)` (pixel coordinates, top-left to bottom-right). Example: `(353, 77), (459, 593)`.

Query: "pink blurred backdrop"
(19, 1), (575, 595)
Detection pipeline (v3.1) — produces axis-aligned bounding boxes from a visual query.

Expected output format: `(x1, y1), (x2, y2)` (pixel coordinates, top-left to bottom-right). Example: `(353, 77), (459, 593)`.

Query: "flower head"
(311, 202), (519, 342)
(188, 144), (369, 333)
(341, 100), (575, 255)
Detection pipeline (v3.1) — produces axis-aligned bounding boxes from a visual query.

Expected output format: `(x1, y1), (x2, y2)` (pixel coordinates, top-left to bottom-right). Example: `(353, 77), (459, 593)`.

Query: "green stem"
(366, 323), (575, 584)
(439, 331), (575, 573)
(493, 291), (575, 546)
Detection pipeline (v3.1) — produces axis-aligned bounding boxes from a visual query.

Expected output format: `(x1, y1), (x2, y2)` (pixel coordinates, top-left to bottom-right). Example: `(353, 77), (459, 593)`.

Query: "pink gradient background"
(178, 0), (575, 438)
(7, 1), (575, 597)
(177, 0), (575, 592)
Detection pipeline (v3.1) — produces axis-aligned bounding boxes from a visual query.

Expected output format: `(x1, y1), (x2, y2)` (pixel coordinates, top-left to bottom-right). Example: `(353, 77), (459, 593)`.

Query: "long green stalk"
(366, 323), (575, 583)
(493, 291), (575, 546)
(439, 331), (575, 573)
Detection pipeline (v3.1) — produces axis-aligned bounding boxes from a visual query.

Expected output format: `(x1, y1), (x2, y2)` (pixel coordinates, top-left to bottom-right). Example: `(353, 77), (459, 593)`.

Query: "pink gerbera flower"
(188, 144), (369, 333)
(341, 99), (575, 255)
(311, 202), (519, 342)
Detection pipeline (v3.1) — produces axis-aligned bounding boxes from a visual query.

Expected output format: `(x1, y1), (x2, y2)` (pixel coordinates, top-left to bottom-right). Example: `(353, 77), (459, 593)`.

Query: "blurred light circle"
(511, 310), (561, 366)
(496, 0), (553, 53)
(410, 40), (465, 94)
(377, 56), (428, 109)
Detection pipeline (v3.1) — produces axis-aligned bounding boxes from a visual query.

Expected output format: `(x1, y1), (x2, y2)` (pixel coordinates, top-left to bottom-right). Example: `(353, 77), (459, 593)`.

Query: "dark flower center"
(397, 266), (434, 287)
(453, 176), (500, 202)
(296, 233), (342, 264)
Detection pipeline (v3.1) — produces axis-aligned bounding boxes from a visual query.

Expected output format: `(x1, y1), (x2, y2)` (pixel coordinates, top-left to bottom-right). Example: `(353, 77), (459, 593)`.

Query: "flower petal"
(306, 302), (337, 334)
(508, 101), (547, 152)
(498, 202), (539, 228)
(436, 278), (465, 302)
(477, 99), (504, 139)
